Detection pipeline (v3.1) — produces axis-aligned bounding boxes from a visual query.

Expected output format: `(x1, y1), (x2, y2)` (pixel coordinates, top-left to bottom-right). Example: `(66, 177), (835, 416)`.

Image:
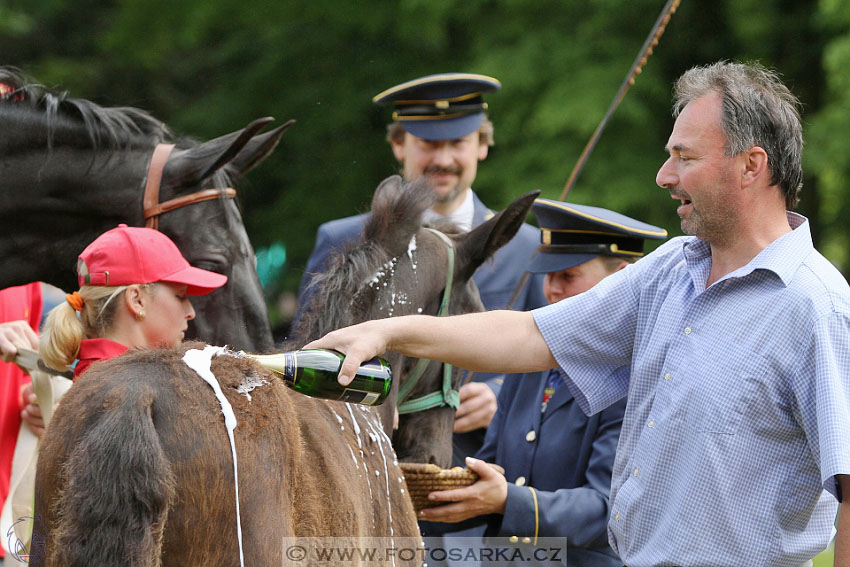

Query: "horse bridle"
(396, 228), (460, 415)
(142, 143), (237, 230)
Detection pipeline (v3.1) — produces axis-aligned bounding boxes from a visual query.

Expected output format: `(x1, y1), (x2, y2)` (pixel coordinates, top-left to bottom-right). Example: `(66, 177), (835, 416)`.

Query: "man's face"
(543, 257), (615, 304)
(391, 130), (489, 213)
(656, 92), (743, 245)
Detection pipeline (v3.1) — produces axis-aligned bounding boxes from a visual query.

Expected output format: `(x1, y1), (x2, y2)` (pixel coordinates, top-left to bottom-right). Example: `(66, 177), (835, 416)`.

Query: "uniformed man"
(296, 73), (547, 466)
(418, 199), (667, 566)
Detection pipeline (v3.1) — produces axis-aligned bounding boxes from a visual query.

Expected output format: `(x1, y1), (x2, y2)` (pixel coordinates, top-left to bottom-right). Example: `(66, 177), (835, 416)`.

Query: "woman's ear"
(123, 285), (146, 319)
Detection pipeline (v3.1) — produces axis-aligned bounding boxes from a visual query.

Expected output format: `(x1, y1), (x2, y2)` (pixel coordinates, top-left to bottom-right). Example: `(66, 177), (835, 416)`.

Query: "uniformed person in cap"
(296, 73), (547, 463)
(418, 199), (667, 567)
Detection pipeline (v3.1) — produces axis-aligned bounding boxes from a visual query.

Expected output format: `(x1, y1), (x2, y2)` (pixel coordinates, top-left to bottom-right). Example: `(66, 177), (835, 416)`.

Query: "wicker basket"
(399, 462), (506, 513)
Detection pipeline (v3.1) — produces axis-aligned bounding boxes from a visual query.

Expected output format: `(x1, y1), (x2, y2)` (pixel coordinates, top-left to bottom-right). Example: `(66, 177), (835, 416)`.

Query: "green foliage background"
(3, 0), (850, 324)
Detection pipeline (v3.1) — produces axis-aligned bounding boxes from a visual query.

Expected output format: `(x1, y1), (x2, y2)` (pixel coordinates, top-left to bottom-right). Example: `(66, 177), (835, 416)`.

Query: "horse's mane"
(0, 66), (232, 186)
(295, 176), (435, 343)
(1, 65), (171, 150)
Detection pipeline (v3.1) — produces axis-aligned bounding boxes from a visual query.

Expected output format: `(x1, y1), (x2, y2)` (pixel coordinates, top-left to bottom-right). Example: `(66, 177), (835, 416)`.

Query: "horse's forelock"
(364, 176), (433, 245)
(1, 65), (171, 150)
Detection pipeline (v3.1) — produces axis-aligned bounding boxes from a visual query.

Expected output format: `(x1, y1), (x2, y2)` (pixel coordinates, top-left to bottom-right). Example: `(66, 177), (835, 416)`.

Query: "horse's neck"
(0, 120), (152, 289)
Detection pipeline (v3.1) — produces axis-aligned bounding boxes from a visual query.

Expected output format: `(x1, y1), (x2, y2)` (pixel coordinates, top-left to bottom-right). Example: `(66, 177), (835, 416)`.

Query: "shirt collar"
(74, 337), (129, 379)
(682, 212), (813, 288)
(422, 188), (474, 231)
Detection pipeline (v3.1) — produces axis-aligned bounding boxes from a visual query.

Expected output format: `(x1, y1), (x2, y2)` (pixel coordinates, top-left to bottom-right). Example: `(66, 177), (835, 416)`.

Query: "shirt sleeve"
(791, 309), (850, 501)
(532, 261), (640, 415)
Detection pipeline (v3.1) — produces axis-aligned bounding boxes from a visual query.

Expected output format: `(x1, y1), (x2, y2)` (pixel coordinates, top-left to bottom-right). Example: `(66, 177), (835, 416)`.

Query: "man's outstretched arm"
(306, 310), (557, 385)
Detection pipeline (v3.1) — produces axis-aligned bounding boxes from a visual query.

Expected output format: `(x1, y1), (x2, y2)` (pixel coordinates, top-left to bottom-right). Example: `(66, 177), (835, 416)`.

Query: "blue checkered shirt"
(533, 213), (850, 567)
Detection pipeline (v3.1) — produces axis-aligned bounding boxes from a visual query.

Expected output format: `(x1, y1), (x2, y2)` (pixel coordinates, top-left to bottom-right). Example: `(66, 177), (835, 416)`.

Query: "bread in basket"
(399, 462), (506, 513)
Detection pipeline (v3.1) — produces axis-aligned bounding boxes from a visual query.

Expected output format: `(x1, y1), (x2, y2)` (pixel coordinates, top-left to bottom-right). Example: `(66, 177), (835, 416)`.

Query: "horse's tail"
(41, 384), (175, 567)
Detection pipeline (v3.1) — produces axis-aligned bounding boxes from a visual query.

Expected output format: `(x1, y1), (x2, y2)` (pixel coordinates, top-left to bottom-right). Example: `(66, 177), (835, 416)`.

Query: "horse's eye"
(193, 261), (226, 274)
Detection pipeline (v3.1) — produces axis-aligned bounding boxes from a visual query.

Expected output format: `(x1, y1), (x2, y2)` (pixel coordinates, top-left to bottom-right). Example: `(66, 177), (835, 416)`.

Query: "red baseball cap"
(77, 225), (227, 295)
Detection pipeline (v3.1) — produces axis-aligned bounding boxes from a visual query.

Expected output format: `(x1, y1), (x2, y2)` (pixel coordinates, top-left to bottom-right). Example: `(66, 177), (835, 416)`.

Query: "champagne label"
(341, 390), (381, 406)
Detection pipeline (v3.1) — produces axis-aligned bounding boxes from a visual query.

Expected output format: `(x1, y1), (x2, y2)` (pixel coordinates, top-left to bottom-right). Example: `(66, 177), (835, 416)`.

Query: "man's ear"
(477, 141), (489, 161)
(742, 145), (769, 188)
(391, 138), (406, 163)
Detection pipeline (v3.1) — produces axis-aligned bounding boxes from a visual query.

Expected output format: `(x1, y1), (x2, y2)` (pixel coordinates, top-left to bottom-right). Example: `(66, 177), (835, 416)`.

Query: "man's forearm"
(836, 475), (849, 567)
(385, 310), (556, 374)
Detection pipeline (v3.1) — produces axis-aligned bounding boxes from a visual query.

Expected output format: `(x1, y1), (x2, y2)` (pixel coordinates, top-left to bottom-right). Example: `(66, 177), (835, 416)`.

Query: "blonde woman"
(41, 224), (226, 380)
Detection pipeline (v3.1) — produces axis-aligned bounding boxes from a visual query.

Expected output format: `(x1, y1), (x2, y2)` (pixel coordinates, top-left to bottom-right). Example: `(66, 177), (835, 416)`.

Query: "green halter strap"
(396, 228), (460, 414)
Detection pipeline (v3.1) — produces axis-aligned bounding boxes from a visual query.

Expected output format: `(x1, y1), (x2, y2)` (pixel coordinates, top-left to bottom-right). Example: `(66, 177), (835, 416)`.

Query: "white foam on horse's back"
(182, 346), (245, 567)
(362, 414), (396, 541)
(345, 403), (362, 448)
(236, 370), (268, 401)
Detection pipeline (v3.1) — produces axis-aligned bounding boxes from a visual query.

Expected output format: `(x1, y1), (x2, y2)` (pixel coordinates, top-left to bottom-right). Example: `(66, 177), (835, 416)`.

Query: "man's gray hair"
(673, 61), (803, 209)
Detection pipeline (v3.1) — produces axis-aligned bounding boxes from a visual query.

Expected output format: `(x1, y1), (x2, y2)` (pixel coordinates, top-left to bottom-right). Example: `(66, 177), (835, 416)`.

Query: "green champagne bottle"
(246, 348), (392, 406)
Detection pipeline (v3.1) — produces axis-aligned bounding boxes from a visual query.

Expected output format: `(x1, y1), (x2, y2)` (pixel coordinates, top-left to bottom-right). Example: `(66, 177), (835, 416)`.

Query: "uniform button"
(525, 430), (536, 442)
(614, 513), (621, 521)
(521, 537), (531, 544)
(684, 326), (692, 335)
(515, 476), (526, 486)
(664, 372), (671, 381)
(648, 420), (655, 428)
(633, 468), (639, 477)
(509, 536), (519, 543)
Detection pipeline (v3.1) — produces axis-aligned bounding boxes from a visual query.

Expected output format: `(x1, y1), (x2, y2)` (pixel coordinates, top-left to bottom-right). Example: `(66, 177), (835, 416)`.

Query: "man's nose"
(431, 145), (454, 167)
(656, 157), (676, 189)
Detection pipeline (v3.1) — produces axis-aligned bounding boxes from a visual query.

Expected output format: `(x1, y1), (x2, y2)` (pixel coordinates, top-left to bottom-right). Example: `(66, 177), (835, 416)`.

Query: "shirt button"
(521, 537), (531, 544)
(515, 476), (526, 486)
(648, 420), (655, 428)
(525, 430), (536, 442)
(664, 372), (671, 381)
(684, 326), (692, 335)
(633, 468), (639, 477)
(614, 513), (621, 521)
(509, 535), (519, 543)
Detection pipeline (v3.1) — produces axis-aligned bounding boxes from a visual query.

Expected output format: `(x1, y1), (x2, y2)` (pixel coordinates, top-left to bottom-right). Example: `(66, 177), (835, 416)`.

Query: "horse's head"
(296, 175), (539, 466)
(154, 118), (292, 352)
(0, 66), (289, 352)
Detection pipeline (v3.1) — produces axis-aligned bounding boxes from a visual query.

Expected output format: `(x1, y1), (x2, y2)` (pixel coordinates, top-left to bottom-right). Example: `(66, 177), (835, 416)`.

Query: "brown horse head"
(294, 175), (539, 466)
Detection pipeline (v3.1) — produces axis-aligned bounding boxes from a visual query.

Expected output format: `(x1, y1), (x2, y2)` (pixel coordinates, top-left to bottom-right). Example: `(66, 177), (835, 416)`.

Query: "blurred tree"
(3, 0), (848, 304)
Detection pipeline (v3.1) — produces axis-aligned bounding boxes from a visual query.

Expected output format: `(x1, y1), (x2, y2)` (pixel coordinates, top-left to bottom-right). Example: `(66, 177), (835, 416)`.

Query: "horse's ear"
(228, 119), (294, 176)
(163, 117), (278, 187)
(454, 190), (541, 281)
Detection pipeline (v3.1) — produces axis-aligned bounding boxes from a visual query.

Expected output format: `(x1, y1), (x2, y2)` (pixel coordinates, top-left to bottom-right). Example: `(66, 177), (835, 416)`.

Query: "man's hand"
(836, 474), (849, 567)
(305, 319), (393, 385)
(417, 457), (507, 523)
(20, 382), (45, 437)
(0, 320), (39, 363)
(453, 382), (497, 433)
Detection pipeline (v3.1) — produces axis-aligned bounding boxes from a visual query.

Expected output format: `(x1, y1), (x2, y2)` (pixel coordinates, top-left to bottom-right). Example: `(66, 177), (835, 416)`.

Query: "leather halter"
(396, 228), (460, 415)
(142, 143), (237, 230)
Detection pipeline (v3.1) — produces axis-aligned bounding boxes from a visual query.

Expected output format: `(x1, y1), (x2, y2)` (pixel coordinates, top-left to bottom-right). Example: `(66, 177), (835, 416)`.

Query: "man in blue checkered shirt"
(310, 61), (850, 567)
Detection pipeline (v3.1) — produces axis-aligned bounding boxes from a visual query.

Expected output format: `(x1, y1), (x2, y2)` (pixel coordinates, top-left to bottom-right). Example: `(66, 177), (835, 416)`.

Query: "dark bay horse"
(0, 66), (288, 351)
(32, 176), (538, 566)
(294, 175), (540, 467)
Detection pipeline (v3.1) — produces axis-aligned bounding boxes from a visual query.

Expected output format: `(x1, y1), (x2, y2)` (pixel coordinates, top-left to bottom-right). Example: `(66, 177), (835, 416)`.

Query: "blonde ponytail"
(40, 284), (150, 372)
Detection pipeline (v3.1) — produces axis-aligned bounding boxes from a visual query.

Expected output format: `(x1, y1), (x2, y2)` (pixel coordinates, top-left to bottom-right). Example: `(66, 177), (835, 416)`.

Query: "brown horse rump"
(32, 343), (419, 566)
